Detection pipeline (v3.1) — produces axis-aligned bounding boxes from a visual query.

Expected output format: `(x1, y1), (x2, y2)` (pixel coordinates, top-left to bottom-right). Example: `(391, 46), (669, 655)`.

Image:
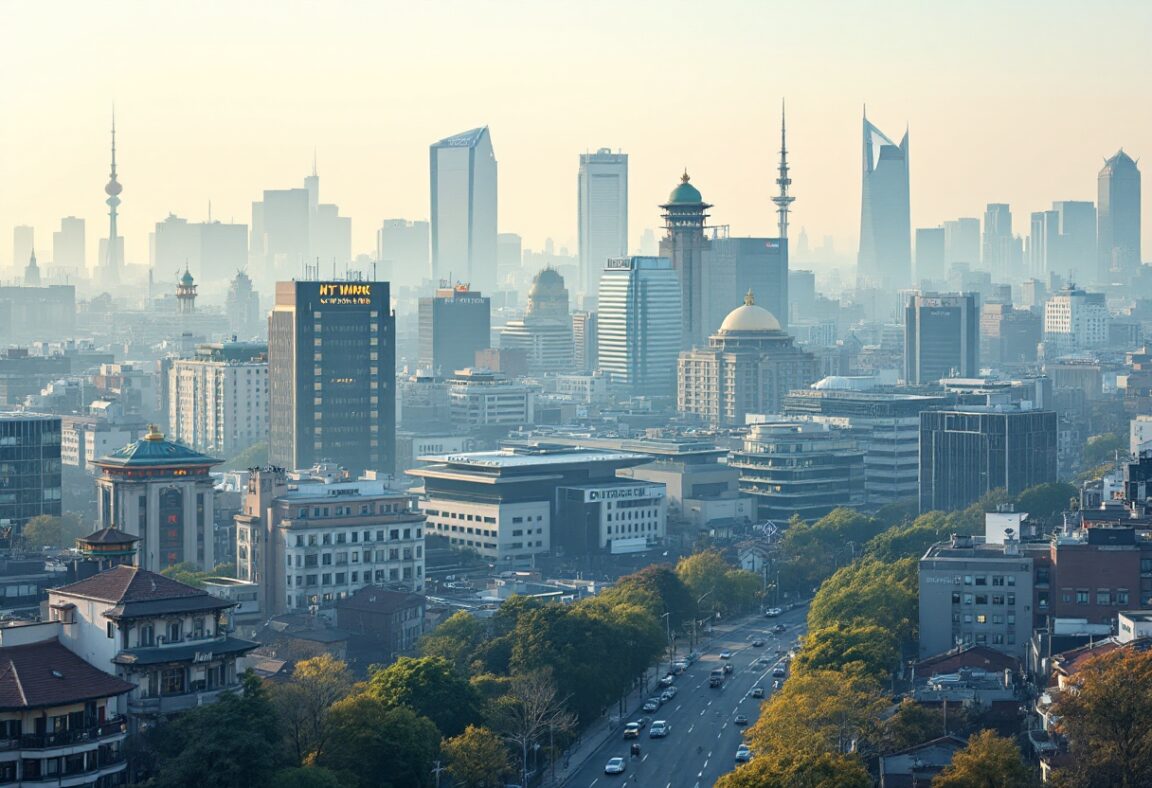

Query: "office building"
(904, 293), (979, 385)
(730, 419), (865, 522)
(51, 216), (86, 273)
(1053, 201), (1097, 280)
(858, 114), (911, 289)
(980, 303), (1041, 364)
(11, 226), (33, 273)
(578, 148), (628, 298)
(0, 413), (62, 538)
(93, 425), (222, 571)
(944, 218), (981, 267)
(788, 269), (815, 324)
(678, 293), (818, 427)
(1041, 286), (1109, 357)
(703, 235), (789, 334)
(919, 406), (1057, 512)
(418, 284), (491, 376)
(168, 341), (268, 457)
(572, 311), (597, 371)
(226, 269), (262, 339)
(597, 257), (681, 398)
(1028, 210), (1060, 279)
(153, 216), (248, 284)
(377, 219), (430, 287)
(496, 233), (522, 286)
(658, 173), (711, 347)
(915, 227), (946, 284)
(234, 467), (425, 616)
(269, 280), (396, 476)
(430, 127), (498, 294)
(1098, 150), (1142, 284)
(498, 268), (574, 374)
(251, 187), (309, 279)
(408, 444), (657, 561)
(982, 204), (1014, 277)
(446, 369), (535, 428)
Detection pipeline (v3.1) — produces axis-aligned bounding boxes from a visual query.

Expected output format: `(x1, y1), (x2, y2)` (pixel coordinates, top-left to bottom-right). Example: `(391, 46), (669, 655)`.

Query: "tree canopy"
(931, 729), (1033, 787)
(271, 654), (353, 764)
(442, 725), (511, 788)
(317, 695), (439, 788)
(675, 549), (761, 615)
(367, 655), (482, 738)
(21, 513), (86, 550)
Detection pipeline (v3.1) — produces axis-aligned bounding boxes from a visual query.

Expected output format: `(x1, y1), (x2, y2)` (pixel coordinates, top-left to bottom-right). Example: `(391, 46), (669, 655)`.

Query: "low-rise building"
(446, 369), (535, 428)
(335, 587), (425, 665)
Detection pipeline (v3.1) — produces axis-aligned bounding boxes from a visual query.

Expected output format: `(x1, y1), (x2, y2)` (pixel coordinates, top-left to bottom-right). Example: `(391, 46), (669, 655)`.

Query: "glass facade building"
(596, 257), (681, 399)
(0, 413), (62, 538)
(430, 127), (498, 294)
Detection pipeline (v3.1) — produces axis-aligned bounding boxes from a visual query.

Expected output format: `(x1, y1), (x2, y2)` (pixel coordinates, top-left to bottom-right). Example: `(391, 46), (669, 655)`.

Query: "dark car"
(751, 639), (765, 647)
(734, 714), (749, 726)
(772, 623), (786, 633)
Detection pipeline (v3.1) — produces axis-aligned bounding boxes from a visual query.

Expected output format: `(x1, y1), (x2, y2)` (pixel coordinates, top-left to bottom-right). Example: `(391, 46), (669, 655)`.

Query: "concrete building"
(269, 280), (396, 476)
(980, 303), (1041, 365)
(430, 127), (498, 294)
(677, 293), (818, 427)
(11, 227), (33, 274)
(571, 311), (597, 371)
(498, 268), (574, 374)
(597, 257), (681, 399)
(1042, 286), (1109, 357)
(918, 534), (1035, 660)
(658, 173), (711, 347)
(858, 114), (911, 289)
(0, 283), (76, 345)
(982, 204), (1014, 279)
(578, 148), (628, 298)
(418, 284), (490, 376)
(1052, 201), (1097, 281)
(93, 426), (222, 571)
(168, 341), (268, 458)
(234, 467), (425, 616)
(446, 369), (535, 428)
(944, 218), (981, 267)
(1098, 150), (1142, 285)
(730, 418), (866, 522)
(904, 292), (979, 385)
(154, 214), (247, 283)
(336, 587), (426, 664)
(496, 233), (522, 286)
(225, 270), (262, 340)
(0, 412), (62, 539)
(919, 406), (1057, 513)
(377, 219), (430, 288)
(915, 227), (946, 284)
(51, 216), (86, 273)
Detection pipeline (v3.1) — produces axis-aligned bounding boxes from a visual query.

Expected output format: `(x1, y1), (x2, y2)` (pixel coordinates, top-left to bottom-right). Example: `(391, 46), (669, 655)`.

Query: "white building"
(1131, 415), (1152, 456)
(168, 342), (268, 457)
(555, 372), (610, 405)
(1042, 286), (1109, 356)
(446, 368), (535, 428)
(578, 149), (628, 300)
(430, 127), (498, 294)
(597, 257), (682, 399)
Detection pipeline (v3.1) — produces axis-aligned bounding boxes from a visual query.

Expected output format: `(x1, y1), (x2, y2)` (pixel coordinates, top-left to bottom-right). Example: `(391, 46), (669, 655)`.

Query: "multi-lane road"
(567, 604), (808, 787)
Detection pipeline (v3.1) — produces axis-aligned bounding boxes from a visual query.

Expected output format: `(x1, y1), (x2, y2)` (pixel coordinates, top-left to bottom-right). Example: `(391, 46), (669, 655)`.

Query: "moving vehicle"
(751, 686), (765, 698)
(649, 720), (669, 738)
(642, 697), (662, 712)
(751, 638), (765, 647)
(633, 716), (650, 729)
(772, 666), (787, 678)
(734, 714), (749, 726)
(719, 651), (732, 659)
(661, 686), (678, 701)
(623, 722), (640, 739)
(723, 663), (734, 674)
(605, 757), (627, 774)
(772, 623), (787, 633)
(709, 668), (725, 687)
(764, 608), (783, 617)
(659, 674), (675, 687)
(735, 744), (752, 763)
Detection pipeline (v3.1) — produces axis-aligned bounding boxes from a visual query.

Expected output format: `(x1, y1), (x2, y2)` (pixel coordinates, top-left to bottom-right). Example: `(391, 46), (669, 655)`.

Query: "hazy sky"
(2, 0), (1150, 270)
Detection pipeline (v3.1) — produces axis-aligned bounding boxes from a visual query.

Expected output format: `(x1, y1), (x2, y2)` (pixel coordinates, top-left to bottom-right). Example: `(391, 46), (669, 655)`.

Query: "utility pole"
(431, 760), (445, 788)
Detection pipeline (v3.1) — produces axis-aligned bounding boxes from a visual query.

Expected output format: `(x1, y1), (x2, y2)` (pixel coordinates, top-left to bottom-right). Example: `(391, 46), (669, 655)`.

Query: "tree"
(716, 750), (871, 788)
(21, 513), (85, 550)
(792, 623), (898, 683)
(420, 610), (487, 674)
(882, 700), (967, 753)
(1054, 648), (1152, 787)
(443, 725), (512, 788)
(676, 549), (761, 614)
(931, 729), (1033, 787)
(807, 557), (918, 645)
(270, 767), (345, 788)
(597, 564), (696, 631)
(223, 441), (269, 470)
(489, 669), (576, 788)
(271, 654), (353, 764)
(1082, 433), (1125, 468)
(318, 694), (439, 788)
(1014, 482), (1078, 526)
(367, 655), (481, 738)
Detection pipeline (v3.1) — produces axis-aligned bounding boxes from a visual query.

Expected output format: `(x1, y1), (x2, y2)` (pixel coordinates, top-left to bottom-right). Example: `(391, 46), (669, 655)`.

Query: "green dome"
(180, 269), (195, 286)
(666, 171), (704, 204)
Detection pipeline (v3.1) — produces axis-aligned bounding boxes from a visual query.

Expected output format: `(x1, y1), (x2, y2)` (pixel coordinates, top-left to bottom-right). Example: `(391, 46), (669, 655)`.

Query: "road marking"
(590, 781), (597, 787)
(675, 704), (682, 712)
(688, 724), (694, 733)
(699, 709), (706, 716)
(642, 754), (648, 762)
(704, 759), (710, 768)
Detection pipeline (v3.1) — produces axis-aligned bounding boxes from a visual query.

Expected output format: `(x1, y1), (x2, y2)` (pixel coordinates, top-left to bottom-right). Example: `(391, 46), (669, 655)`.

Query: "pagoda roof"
(94, 425), (220, 469)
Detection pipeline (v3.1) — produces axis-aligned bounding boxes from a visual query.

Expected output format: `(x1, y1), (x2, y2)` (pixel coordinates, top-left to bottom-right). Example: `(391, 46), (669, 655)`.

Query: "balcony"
(128, 687), (234, 715)
(10, 718), (127, 751)
(14, 749), (126, 785)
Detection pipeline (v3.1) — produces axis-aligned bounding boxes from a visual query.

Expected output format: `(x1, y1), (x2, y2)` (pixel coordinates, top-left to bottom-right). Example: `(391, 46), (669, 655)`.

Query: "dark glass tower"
(0, 413), (61, 541)
(418, 284), (491, 376)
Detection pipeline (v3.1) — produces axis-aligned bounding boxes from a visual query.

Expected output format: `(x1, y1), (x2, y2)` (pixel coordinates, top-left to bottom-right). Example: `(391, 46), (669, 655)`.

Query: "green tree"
(419, 610), (487, 674)
(1082, 433), (1125, 468)
(882, 700), (966, 753)
(21, 513), (85, 550)
(223, 441), (269, 470)
(808, 557), (918, 644)
(792, 623), (898, 683)
(676, 549), (761, 614)
(443, 725), (512, 788)
(270, 767), (345, 788)
(597, 564), (696, 631)
(271, 654), (353, 764)
(1014, 482), (1078, 525)
(319, 695), (439, 788)
(716, 750), (871, 788)
(489, 669), (576, 788)
(367, 655), (481, 738)
(931, 729), (1033, 787)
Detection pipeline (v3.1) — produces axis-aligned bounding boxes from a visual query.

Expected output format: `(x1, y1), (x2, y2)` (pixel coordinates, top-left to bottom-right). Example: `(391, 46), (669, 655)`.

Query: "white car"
(764, 608), (783, 618)
(605, 757), (626, 775)
(719, 651), (732, 659)
(649, 720), (669, 738)
(735, 744), (753, 763)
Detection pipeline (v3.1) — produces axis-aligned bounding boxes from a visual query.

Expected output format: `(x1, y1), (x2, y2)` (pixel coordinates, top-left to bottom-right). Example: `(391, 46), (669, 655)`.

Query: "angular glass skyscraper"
(858, 115), (911, 289)
(578, 149), (628, 302)
(430, 127), (498, 294)
(1098, 149), (1142, 285)
(597, 257), (681, 399)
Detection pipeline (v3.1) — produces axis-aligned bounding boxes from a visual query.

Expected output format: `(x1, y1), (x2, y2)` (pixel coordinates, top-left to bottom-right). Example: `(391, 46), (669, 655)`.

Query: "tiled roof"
(79, 528), (139, 546)
(335, 587), (425, 614)
(0, 638), (134, 710)
(53, 565), (204, 605)
(94, 434), (220, 468)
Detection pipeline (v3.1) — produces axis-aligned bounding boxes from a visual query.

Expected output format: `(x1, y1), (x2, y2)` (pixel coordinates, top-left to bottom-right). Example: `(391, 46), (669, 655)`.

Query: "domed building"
(659, 171), (712, 348)
(677, 292), (819, 426)
(499, 267), (575, 373)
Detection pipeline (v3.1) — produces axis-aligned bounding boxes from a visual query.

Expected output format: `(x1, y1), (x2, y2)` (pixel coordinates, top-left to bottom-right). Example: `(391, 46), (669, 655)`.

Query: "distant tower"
(858, 110), (911, 290)
(772, 103), (795, 240)
(176, 266), (197, 314)
(102, 111), (123, 285)
(23, 250), (40, 287)
(1098, 149), (1142, 285)
(659, 172), (712, 348)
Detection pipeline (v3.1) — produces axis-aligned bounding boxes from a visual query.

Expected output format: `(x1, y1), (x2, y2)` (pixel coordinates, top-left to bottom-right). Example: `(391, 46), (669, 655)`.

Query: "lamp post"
(693, 590), (714, 650)
(661, 611), (676, 672)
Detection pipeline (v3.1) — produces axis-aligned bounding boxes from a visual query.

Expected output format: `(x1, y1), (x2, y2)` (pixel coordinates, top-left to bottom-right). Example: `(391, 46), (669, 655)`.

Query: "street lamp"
(692, 590), (714, 650)
(660, 612), (675, 672)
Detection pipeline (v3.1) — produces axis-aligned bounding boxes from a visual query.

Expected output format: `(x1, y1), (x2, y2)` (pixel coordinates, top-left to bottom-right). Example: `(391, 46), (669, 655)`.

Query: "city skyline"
(1, 1), (1150, 269)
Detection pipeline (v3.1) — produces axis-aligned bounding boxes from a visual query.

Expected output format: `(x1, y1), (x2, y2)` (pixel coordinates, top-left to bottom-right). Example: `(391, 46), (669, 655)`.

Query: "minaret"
(176, 265), (197, 314)
(659, 171), (712, 349)
(103, 110), (123, 285)
(772, 101), (794, 240)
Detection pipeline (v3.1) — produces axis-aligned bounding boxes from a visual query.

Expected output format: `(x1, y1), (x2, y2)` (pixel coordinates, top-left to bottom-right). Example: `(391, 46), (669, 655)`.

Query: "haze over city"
(3, 0), (1150, 264)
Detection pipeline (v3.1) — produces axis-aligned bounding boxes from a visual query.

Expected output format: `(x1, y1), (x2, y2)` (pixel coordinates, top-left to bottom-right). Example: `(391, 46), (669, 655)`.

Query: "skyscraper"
(1052, 200), (1097, 281)
(578, 149), (628, 299)
(269, 280), (396, 475)
(944, 218), (981, 267)
(154, 215), (248, 283)
(100, 113), (123, 286)
(430, 127), (498, 294)
(858, 113), (911, 289)
(982, 204), (1014, 277)
(597, 257), (681, 398)
(1098, 150), (1142, 284)
(377, 219), (430, 288)
(904, 292), (979, 385)
(1029, 210), (1060, 279)
(658, 173), (711, 348)
(418, 284), (491, 376)
(52, 217), (86, 273)
(250, 166), (350, 286)
(914, 227), (946, 284)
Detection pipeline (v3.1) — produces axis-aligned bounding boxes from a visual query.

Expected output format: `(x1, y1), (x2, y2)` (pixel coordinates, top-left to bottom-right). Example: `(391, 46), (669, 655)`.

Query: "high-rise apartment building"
(269, 280), (396, 476)
(1098, 150), (1142, 284)
(169, 341), (268, 458)
(919, 406), (1057, 512)
(904, 293), (979, 385)
(0, 413), (62, 538)
(944, 218), (981, 267)
(597, 257), (682, 398)
(858, 114), (911, 289)
(52, 216), (86, 272)
(418, 284), (491, 376)
(578, 148), (628, 298)
(658, 173), (711, 347)
(915, 227), (946, 284)
(377, 219), (430, 288)
(430, 127), (498, 294)
(11, 226), (33, 272)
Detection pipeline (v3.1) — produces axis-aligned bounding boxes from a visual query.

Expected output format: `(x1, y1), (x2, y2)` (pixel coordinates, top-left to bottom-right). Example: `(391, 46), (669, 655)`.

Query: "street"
(565, 605), (808, 787)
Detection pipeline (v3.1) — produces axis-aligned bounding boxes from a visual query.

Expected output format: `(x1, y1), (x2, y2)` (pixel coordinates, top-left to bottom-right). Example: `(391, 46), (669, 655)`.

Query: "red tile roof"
(0, 638), (134, 710)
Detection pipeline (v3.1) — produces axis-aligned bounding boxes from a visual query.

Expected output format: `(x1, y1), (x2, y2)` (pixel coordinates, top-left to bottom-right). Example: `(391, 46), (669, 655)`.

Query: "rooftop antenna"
(772, 99), (795, 240)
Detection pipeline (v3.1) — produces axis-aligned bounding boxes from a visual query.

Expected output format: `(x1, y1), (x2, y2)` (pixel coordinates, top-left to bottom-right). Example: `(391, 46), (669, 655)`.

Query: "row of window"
(291, 566), (422, 587)
(952, 612), (1017, 625)
(290, 526), (419, 546)
(951, 593), (1018, 606)
(1060, 589), (1130, 606)
(958, 574), (1018, 587)
(288, 546), (421, 567)
(952, 631), (1016, 646)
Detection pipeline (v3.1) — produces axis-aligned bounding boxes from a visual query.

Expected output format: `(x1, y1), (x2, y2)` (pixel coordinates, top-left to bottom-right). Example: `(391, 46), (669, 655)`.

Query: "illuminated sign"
(606, 258), (634, 270)
(318, 283), (374, 306)
(585, 485), (665, 503)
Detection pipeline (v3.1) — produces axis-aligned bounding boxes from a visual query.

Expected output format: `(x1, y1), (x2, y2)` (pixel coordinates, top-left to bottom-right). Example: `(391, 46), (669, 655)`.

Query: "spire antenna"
(771, 100), (795, 240)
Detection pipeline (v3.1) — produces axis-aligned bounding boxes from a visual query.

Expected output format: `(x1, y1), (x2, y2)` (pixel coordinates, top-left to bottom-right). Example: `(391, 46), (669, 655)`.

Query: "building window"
(162, 669), (185, 695)
(992, 576), (1004, 587)
(1118, 590), (1130, 605)
(974, 576), (987, 586)
(168, 622), (182, 642)
(139, 625), (154, 647)
(106, 622), (115, 639)
(1097, 590), (1112, 605)
(976, 614), (987, 624)
(1076, 590), (1090, 604)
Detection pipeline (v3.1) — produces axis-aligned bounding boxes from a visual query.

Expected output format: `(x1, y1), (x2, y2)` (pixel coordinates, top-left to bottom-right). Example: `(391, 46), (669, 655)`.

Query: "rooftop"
(94, 425), (221, 469)
(417, 445), (650, 469)
(53, 565), (206, 605)
(432, 126), (488, 149)
(0, 638), (135, 710)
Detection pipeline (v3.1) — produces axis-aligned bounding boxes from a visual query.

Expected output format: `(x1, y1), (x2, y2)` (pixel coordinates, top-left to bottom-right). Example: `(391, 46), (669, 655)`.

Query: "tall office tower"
(904, 292), (979, 385)
(914, 227), (946, 284)
(944, 218), (981, 267)
(226, 270), (262, 339)
(1053, 201), (1097, 280)
(858, 113), (911, 289)
(200, 221), (249, 282)
(313, 204), (352, 270)
(496, 232), (522, 287)
(100, 114), (124, 286)
(578, 148), (628, 299)
(788, 269), (816, 323)
(572, 311), (598, 371)
(1029, 210), (1060, 279)
(12, 226), (33, 272)
(418, 284), (491, 375)
(251, 184), (310, 283)
(0, 413), (62, 539)
(52, 217), (86, 272)
(597, 257), (681, 398)
(169, 341), (268, 457)
(153, 215), (199, 273)
(377, 219), (430, 288)
(499, 269), (575, 374)
(982, 204), (1013, 276)
(269, 280), (396, 475)
(430, 127), (498, 294)
(658, 173), (711, 348)
(919, 406), (1056, 512)
(1098, 150), (1142, 285)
